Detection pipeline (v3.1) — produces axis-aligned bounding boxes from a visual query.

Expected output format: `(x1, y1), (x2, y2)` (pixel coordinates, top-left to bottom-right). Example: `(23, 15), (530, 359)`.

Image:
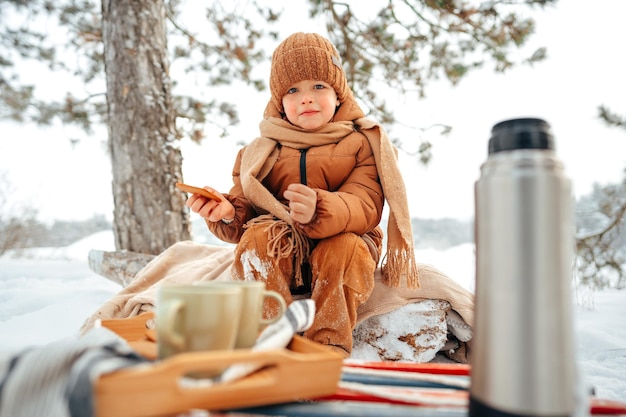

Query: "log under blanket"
(81, 241), (475, 363)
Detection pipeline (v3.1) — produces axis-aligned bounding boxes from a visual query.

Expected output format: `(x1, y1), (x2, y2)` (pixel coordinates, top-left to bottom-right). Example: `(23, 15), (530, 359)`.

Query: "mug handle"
(259, 290), (287, 325)
(161, 299), (186, 350)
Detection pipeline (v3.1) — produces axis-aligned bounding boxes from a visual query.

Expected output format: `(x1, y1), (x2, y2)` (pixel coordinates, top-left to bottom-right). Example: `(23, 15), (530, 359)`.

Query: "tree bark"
(101, 0), (190, 254)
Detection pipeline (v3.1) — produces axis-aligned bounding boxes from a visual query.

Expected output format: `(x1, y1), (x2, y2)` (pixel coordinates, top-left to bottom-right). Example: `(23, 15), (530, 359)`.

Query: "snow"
(1, 231), (625, 402)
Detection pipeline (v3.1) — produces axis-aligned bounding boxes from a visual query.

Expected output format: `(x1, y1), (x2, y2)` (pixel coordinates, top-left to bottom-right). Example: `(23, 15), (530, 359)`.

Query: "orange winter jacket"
(207, 126), (384, 259)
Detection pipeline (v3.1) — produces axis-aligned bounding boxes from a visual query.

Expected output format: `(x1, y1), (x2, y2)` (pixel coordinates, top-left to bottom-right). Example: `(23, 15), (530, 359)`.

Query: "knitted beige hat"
(269, 32), (348, 113)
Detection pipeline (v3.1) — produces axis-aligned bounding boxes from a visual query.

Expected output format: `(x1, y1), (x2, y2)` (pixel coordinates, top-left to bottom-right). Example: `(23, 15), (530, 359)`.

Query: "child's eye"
(287, 87), (298, 94)
(313, 84), (325, 90)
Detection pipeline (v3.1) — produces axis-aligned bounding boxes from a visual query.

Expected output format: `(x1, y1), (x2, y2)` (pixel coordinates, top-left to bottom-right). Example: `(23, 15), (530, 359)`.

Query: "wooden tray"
(95, 312), (343, 417)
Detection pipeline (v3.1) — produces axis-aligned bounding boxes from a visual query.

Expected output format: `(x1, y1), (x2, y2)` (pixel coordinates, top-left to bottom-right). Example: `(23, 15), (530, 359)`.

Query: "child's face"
(281, 80), (339, 130)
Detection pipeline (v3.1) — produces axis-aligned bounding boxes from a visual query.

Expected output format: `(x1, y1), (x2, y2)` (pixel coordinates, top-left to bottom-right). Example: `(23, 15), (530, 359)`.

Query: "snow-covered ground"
(1, 231), (625, 401)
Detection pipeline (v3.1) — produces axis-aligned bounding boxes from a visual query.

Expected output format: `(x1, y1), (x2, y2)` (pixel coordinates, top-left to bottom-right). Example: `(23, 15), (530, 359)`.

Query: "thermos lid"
(489, 118), (554, 154)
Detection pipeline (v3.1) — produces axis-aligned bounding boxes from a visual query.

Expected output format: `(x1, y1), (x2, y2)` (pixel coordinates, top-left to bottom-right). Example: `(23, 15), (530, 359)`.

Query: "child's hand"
(284, 183), (317, 224)
(185, 187), (236, 223)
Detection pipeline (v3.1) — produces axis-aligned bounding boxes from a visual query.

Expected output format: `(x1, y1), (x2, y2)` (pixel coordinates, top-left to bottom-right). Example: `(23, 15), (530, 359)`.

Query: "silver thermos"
(470, 118), (581, 417)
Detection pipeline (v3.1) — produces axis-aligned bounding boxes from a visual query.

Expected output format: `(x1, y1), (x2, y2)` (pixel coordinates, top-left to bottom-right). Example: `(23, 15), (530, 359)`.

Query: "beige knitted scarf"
(240, 116), (419, 289)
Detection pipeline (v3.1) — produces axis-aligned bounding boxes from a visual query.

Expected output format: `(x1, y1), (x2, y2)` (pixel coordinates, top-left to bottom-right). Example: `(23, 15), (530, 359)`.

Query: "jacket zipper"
(299, 149), (308, 185)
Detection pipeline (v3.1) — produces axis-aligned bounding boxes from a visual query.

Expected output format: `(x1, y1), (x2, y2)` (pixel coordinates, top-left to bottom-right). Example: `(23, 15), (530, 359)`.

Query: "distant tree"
(411, 217), (472, 249)
(574, 106), (626, 289)
(0, 0), (554, 253)
(0, 211), (113, 253)
(576, 180), (626, 289)
(599, 105), (626, 130)
(0, 172), (41, 255)
(45, 214), (112, 247)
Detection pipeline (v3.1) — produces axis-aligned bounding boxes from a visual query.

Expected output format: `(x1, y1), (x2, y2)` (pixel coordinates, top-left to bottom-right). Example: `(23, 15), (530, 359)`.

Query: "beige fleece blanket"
(81, 240), (475, 340)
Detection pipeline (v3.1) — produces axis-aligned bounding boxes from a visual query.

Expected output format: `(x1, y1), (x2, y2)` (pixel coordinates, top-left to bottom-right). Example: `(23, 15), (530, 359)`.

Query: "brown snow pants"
(231, 222), (377, 356)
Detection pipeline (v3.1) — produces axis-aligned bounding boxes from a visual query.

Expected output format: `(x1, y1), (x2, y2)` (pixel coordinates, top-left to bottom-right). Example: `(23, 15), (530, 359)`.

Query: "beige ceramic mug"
(196, 280), (287, 349)
(156, 284), (243, 366)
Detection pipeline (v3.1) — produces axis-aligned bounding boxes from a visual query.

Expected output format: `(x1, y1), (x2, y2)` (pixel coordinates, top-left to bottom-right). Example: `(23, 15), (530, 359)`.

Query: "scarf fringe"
(244, 214), (311, 287)
(381, 248), (420, 289)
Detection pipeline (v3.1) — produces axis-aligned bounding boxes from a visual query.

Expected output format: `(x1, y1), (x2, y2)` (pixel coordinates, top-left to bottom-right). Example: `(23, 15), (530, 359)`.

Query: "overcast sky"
(2, 1), (625, 223)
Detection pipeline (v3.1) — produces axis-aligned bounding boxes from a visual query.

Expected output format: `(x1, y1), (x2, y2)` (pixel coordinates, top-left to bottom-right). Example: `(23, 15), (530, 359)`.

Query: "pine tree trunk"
(101, 0), (191, 254)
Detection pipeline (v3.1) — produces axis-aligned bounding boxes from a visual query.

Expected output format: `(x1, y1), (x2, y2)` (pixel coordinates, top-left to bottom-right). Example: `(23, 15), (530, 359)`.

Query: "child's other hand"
(186, 187), (235, 223)
(284, 183), (317, 224)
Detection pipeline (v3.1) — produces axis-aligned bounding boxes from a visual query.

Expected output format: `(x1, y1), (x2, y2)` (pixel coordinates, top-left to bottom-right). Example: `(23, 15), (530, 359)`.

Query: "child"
(186, 32), (418, 357)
